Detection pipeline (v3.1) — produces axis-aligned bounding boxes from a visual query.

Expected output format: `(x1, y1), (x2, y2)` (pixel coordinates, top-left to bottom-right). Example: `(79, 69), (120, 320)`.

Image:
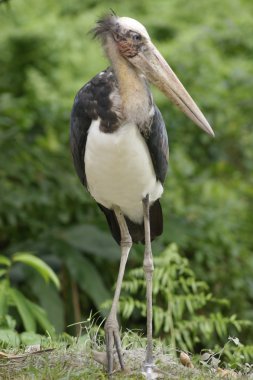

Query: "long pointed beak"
(131, 43), (214, 136)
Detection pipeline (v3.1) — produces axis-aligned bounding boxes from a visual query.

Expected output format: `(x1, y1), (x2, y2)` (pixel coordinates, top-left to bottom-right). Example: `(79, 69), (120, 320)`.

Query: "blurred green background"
(0, 0), (252, 349)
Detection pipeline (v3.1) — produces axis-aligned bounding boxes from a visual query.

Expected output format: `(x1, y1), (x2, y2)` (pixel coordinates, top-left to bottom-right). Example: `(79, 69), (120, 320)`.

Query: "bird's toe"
(105, 317), (124, 374)
(142, 365), (164, 379)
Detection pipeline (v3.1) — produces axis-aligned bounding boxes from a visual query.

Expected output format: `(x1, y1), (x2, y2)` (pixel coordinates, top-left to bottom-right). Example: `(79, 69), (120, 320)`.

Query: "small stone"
(179, 352), (194, 368)
(25, 345), (41, 353)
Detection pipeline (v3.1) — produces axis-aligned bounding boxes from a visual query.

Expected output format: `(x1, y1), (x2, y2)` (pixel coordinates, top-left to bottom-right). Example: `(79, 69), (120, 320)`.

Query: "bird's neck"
(106, 37), (152, 129)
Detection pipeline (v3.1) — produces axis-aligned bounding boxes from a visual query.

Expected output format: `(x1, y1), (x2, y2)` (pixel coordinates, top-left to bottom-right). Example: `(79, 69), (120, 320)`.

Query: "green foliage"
(223, 343), (253, 372)
(200, 337), (253, 373)
(60, 224), (119, 260)
(61, 248), (111, 311)
(13, 252), (60, 289)
(0, 0), (252, 350)
(118, 244), (251, 352)
(0, 252), (58, 344)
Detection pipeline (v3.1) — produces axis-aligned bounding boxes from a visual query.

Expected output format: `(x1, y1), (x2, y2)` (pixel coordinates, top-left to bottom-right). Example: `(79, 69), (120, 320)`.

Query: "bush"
(117, 244), (251, 352)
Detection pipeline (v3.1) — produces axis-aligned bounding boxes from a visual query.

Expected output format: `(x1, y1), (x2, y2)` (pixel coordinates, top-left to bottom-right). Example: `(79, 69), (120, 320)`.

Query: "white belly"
(85, 119), (163, 223)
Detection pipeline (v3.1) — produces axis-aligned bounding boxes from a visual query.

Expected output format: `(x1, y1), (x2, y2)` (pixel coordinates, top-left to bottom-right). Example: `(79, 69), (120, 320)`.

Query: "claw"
(105, 317), (124, 374)
(113, 330), (124, 369)
(142, 364), (164, 379)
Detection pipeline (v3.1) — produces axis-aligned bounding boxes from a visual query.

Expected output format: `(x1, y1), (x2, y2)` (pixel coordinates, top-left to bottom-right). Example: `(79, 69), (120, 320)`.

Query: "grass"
(0, 329), (252, 380)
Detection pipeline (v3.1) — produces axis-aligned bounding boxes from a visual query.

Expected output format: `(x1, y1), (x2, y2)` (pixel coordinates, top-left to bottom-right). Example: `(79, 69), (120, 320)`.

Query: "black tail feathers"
(98, 200), (163, 245)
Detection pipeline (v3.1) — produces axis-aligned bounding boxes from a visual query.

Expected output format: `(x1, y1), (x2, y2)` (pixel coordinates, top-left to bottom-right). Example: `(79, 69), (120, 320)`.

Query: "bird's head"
(93, 14), (214, 136)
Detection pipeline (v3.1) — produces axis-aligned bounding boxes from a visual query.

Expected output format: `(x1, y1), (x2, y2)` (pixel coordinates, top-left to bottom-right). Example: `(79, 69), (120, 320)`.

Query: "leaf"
(58, 224), (119, 261)
(20, 332), (42, 346)
(30, 276), (64, 333)
(181, 329), (194, 351)
(0, 255), (11, 267)
(62, 250), (110, 311)
(0, 280), (9, 319)
(13, 252), (60, 289)
(5, 315), (16, 330)
(153, 306), (164, 335)
(0, 329), (20, 347)
(9, 288), (36, 332)
(26, 300), (55, 336)
(0, 269), (7, 278)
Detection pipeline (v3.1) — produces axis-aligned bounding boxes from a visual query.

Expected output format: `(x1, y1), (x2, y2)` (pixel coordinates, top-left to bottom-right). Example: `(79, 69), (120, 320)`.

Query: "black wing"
(145, 105), (169, 184)
(70, 86), (91, 187)
(70, 68), (119, 187)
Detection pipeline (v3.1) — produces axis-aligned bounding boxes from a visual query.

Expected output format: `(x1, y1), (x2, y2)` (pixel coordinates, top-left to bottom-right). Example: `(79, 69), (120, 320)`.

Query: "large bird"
(70, 14), (214, 378)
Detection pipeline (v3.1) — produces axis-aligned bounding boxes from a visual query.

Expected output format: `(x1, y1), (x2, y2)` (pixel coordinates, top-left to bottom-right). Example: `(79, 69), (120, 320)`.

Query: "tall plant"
(0, 252), (59, 345)
(117, 244), (250, 352)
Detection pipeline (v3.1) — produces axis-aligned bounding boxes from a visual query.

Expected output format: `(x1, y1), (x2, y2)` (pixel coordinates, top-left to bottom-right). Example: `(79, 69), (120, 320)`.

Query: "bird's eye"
(114, 33), (121, 42)
(132, 33), (142, 42)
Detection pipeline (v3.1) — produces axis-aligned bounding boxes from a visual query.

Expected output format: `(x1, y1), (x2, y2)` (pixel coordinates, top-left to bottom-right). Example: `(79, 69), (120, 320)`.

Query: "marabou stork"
(70, 14), (214, 377)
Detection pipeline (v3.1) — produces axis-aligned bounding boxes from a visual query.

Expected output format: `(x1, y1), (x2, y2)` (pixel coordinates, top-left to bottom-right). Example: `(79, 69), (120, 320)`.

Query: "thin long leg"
(105, 206), (132, 375)
(142, 194), (154, 378)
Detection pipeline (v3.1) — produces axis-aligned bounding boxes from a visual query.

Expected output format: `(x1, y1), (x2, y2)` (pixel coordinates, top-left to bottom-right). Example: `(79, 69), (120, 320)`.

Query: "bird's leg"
(142, 194), (155, 378)
(105, 206), (132, 375)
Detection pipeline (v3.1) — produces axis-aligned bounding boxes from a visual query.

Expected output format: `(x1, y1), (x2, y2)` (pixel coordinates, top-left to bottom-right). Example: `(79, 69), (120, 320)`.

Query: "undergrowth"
(102, 244), (252, 365)
(0, 318), (252, 379)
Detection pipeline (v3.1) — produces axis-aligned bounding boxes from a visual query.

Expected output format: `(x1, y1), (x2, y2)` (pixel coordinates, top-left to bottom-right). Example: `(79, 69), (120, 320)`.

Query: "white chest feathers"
(84, 119), (163, 224)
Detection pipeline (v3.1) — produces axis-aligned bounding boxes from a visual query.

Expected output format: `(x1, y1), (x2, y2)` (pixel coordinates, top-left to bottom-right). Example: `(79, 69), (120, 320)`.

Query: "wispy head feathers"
(91, 12), (118, 40)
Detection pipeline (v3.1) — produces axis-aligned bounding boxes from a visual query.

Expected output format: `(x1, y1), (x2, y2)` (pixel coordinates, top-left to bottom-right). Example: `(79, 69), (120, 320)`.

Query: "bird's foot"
(142, 363), (163, 379)
(105, 316), (124, 375)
